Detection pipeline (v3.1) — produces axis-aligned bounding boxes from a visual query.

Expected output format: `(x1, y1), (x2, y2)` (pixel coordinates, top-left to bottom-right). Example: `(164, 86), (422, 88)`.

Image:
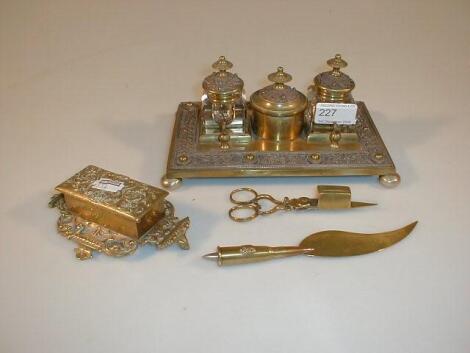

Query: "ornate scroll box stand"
(50, 165), (190, 260)
(162, 101), (399, 189)
(49, 194), (190, 260)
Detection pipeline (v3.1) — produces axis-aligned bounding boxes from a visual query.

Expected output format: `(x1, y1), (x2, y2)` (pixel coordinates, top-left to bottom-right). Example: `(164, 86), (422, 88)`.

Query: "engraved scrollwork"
(58, 166), (167, 219)
(49, 194), (190, 260)
(169, 101), (394, 171)
(315, 72), (355, 90)
(286, 197), (314, 210)
(103, 238), (138, 257)
(140, 215), (190, 250)
(203, 72), (243, 93)
(258, 86), (299, 103)
(174, 104), (199, 156)
(240, 246), (256, 256)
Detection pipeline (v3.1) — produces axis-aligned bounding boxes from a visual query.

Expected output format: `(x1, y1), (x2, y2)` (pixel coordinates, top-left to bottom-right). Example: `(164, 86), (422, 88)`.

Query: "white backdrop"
(1, 1), (469, 352)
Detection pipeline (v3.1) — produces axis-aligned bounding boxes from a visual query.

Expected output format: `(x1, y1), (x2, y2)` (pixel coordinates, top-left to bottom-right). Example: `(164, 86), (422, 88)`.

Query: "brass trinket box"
(55, 165), (169, 239)
(51, 166), (190, 260)
(162, 55), (400, 189)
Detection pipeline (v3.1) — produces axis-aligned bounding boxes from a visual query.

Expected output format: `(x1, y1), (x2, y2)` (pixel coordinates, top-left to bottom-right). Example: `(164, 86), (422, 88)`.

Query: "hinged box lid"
(55, 165), (169, 238)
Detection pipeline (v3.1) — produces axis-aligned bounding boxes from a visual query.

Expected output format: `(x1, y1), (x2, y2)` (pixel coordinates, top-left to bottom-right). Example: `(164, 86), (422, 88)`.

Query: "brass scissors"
(228, 186), (376, 222)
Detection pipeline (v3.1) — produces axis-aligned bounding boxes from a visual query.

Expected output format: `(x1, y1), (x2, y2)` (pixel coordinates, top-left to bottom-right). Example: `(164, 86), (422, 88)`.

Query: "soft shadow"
(8, 191), (69, 247)
(182, 175), (379, 190)
(368, 110), (446, 188)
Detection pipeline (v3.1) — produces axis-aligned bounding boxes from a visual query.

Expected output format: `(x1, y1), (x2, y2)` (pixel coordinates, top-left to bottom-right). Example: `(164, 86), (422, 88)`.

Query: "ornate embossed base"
(49, 194), (190, 260)
(164, 101), (399, 188)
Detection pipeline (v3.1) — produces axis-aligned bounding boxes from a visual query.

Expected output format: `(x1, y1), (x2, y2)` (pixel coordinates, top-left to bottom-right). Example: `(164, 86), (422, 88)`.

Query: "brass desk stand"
(161, 55), (400, 189)
(162, 101), (398, 188)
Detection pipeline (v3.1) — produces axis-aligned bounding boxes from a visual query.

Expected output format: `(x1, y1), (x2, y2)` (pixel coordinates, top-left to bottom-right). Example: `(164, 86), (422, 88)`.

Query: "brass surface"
(317, 185), (351, 209)
(250, 67), (307, 141)
(202, 56), (245, 149)
(312, 54), (355, 103)
(49, 194), (190, 260)
(56, 165), (168, 239)
(228, 185), (375, 222)
(199, 103), (252, 144)
(203, 222), (417, 266)
(306, 54), (357, 147)
(379, 173), (401, 188)
(163, 56), (400, 187)
(202, 56), (243, 104)
(300, 221), (417, 256)
(204, 246), (311, 266)
(161, 174), (183, 190)
(164, 101), (397, 182)
(307, 127), (358, 144)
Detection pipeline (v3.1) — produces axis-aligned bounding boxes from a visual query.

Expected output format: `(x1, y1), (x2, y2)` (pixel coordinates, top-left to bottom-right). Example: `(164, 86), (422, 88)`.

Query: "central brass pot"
(250, 67), (307, 141)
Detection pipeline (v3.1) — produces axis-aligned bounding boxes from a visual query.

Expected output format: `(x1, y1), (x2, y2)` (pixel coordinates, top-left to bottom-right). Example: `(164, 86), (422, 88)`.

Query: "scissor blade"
(299, 221), (417, 257)
(350, 201), (377, 208)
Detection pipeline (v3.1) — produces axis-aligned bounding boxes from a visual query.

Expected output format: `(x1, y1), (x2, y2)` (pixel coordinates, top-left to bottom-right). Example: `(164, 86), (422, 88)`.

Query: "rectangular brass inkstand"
(162, 55), (400, 189)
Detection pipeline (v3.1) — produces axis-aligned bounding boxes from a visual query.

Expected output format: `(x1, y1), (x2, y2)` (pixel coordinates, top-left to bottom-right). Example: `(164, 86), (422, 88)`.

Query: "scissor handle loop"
(229, 188), (289, 221)
(230, 188), (259, 205)
(228, 204), (260, 222)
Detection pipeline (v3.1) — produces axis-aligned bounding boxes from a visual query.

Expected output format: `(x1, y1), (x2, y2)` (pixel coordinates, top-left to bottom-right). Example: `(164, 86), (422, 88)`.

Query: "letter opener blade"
(204, 222), (417, 266)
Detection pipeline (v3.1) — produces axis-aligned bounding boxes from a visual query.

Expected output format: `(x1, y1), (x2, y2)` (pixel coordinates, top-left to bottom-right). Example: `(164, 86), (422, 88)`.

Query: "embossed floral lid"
(313, 54), (355, 102)
(56, 165), (168, 221)
(250, 67), (307, 116)
(202, 56), (244, 103)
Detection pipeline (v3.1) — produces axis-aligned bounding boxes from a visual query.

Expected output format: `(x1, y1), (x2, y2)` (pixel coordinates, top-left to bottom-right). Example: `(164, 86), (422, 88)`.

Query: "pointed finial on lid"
(212, 56), (233, 72)
(267, 66), (292, 85)
(327, 54), (348, 77)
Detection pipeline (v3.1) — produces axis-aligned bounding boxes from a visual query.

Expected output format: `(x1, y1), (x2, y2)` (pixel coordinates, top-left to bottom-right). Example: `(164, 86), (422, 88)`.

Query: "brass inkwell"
(162, 55), (400, 189)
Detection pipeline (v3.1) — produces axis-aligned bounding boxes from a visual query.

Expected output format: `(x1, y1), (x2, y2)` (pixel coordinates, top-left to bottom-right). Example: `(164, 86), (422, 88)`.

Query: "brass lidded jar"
(250, 67), (307, 141)
(202, 56), (244, 106)
(312, 54), (355, 103)
(202, 56), (244, 149)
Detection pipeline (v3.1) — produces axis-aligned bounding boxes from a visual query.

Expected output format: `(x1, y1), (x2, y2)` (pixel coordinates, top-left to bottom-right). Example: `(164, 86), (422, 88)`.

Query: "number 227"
(317, 108), (337, 117)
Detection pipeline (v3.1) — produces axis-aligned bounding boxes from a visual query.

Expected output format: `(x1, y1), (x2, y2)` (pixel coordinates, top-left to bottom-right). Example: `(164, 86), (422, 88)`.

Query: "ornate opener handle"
(203, 245), (313, 266)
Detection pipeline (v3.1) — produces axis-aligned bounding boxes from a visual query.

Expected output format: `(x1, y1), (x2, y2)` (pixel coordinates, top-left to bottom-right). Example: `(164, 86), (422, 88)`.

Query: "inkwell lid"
(313, 54), (355, 103)
(202, 56), (244, 103)
(250, 67), (307, 117)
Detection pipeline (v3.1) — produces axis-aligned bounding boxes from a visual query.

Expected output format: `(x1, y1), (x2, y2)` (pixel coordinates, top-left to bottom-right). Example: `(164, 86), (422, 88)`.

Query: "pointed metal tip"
(351, 201), (377, 208)
(203, 252), (218, 261)
(407, 221), (419, 230)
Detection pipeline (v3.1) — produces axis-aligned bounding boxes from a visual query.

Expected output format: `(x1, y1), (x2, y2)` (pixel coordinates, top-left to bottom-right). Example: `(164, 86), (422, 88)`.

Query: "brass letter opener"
(204, 222), (417, 266)
(229, 185), (376, 222)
